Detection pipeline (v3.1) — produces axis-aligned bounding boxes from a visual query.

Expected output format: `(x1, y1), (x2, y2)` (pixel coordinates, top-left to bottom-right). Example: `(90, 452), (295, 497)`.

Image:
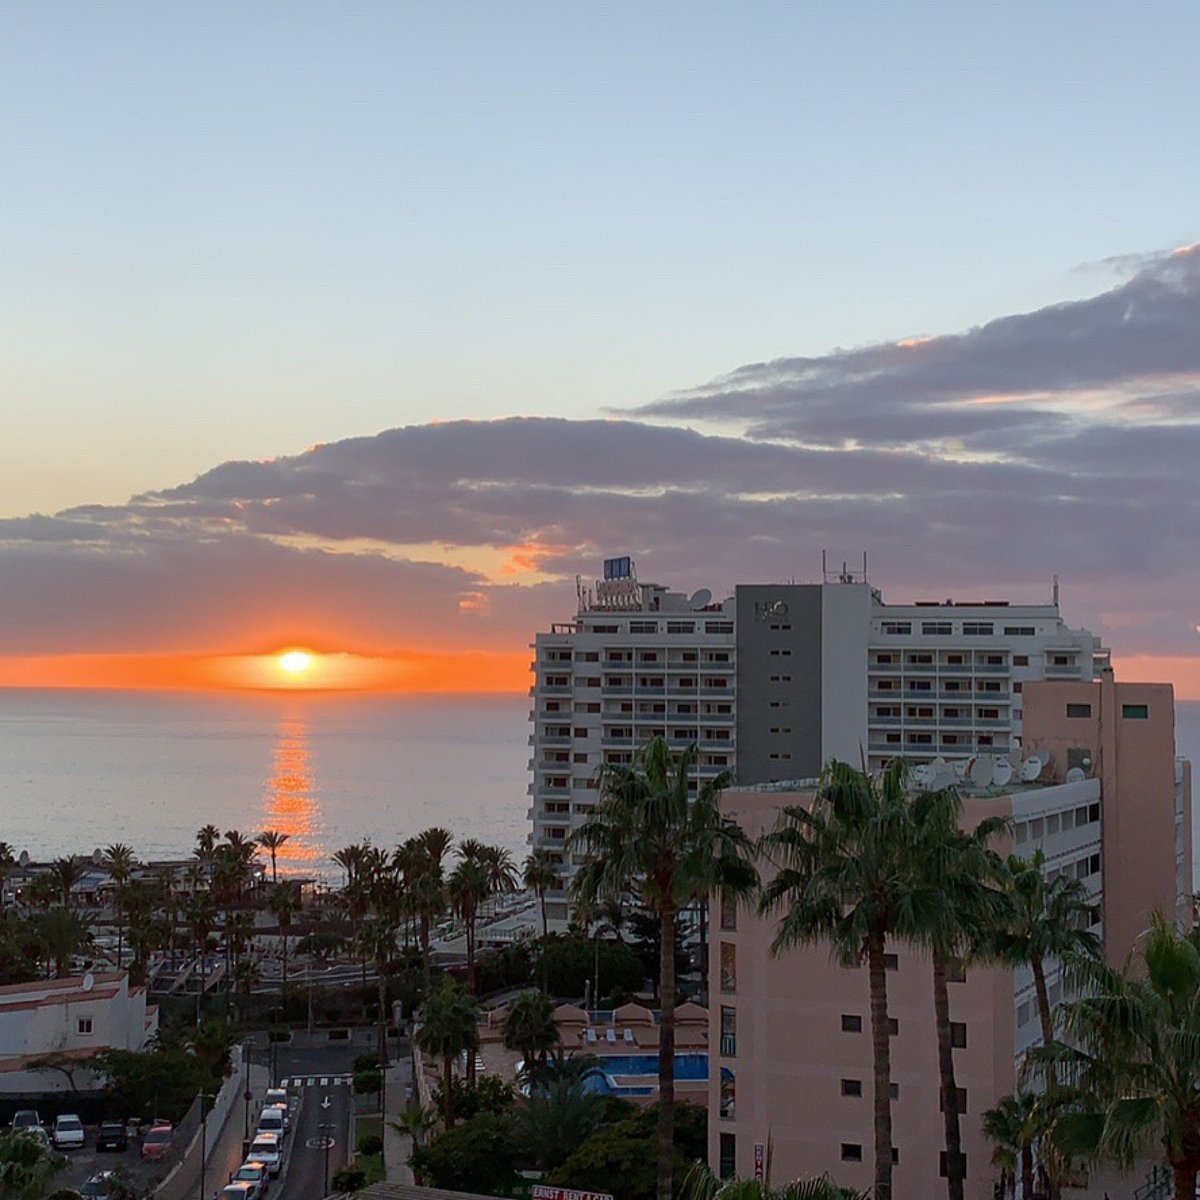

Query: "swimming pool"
(580, 1053), (709, 1096)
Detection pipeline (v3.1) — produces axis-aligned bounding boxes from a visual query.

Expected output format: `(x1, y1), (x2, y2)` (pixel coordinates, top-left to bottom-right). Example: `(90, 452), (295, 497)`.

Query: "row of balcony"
(868, 661), (1011, 675)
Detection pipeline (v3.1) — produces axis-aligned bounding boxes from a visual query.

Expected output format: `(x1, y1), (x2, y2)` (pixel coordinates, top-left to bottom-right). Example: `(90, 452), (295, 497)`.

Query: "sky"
(3, 3), (1200, 693)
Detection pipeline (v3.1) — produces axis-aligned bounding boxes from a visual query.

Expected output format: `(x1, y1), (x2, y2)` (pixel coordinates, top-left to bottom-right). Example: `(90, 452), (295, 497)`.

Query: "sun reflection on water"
(260, 715), (326, 873)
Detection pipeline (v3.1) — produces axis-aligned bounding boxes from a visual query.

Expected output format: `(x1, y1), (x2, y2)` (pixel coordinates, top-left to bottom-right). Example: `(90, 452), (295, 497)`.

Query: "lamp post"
(318, 1121), (334, 1195)
(197, 1092), (215, 1200)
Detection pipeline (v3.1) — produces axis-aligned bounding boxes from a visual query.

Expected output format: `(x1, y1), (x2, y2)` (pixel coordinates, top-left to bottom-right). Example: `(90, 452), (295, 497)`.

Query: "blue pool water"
(580, 1053), (709, 1096)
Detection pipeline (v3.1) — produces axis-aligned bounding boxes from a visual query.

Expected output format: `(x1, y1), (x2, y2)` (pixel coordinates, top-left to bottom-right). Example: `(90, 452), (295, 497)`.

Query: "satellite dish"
(969, 756), (995, 788)
(92, 848), (103, 865)
(993, 759), (1014, 788)
(951, 758), (968, 779)
(82, 972), (95, 992)
(689, 589), (712, 611)
(18, 850), (29, 867)
(912, 763), (933, 788)
(1065, 767), (1086, 784)
(1020, 754), (1043, 782)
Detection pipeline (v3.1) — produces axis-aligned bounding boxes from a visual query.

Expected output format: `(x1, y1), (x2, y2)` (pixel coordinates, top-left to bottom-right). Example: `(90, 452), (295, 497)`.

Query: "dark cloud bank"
(3, 246), (1199, 662)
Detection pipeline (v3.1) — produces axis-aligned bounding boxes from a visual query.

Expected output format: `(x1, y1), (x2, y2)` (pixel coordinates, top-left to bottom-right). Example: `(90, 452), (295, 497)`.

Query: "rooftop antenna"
(1053, 575), (1060, 607)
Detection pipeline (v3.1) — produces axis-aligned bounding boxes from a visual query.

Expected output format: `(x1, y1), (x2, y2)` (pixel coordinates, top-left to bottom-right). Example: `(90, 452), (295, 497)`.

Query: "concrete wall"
(819, 582), (871, 767)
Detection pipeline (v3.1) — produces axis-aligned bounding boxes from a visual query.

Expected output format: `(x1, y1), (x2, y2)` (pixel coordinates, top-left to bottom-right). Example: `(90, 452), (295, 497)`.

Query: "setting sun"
(278, 650), (313, 675)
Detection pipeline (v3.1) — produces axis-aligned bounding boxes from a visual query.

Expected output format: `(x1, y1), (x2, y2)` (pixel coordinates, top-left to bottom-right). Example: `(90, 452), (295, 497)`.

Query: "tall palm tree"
(360, 913), (400, 1066)
(448, 857), (490, 995)
(569, 736), (758, 1200)
(332, 842), (367, 888)
(257, 831), (291, 884)
(1035, 915), (1200, 1200)
(417, 827), (455, 872)
(413, 976), (480, 1130)
(103, 844), (136, 970)
(501, 988), (560, 1078)
(990, 848), (1101, 1047)
(759, 759), (937, 1200)
(268, 881), (300, 987)
(981, 1092), (1038, 1200)
(195, 824), (220, 864)
(523, 850), (558, 938)
(36, 906), (91, 978)
(909, 786), (1010, 1200)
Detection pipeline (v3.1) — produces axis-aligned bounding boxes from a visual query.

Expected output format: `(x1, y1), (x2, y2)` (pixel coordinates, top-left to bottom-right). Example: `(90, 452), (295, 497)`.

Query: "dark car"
(96, 1120), (128, 1152)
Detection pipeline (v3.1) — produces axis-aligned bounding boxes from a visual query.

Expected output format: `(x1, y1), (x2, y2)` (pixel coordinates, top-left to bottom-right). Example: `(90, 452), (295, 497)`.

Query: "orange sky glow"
(0, 648), (531, 693)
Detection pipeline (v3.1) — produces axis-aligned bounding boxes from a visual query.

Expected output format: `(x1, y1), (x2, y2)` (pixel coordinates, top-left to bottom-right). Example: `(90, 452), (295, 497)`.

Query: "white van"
(247, 1134), (282, 1177)
(220, 1185), (256, 1200)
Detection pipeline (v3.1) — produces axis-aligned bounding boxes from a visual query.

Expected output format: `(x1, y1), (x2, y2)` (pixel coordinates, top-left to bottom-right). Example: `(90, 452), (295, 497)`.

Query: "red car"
(140, 1124), (173, 1162)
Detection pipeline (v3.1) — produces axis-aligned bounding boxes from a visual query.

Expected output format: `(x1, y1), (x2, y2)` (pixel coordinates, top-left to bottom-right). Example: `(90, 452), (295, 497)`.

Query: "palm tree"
(514, 1072), (606, 1172)
(185, 891), (215, 1023)
(36, 907), (90, 978)
(413, 976), (480, 1130)
(332, 842), (367, 888)
(478, 845), (519, 916)
(569, 736), (758, 1200)
(684, 1164), (866, 1200)
(0, 842), (15, 902)
(991, 848), (1101, 1047)
(759, 759), (936, 1200)
(360, 913), (400, 1067)
(502, 989), (560, 1078)
(523, 850), (558, 938)
(1035, 915), (1200, 1200)
(102, 844), (136, 970)
(268, 881), (300, 987)
(909, 786), (1009, 1200)
(448, 856), (490, 994)
(982, 1092), (1038, 1200)
(417, 827), (455, 872)
(0, 1127), (65, 1197)
(257, 831), (291, 884)
(195, 824), (220, 864)
(50, 858), (80, 909)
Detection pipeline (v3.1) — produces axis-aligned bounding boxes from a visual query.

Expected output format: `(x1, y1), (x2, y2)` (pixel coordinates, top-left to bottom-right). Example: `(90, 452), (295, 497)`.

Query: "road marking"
(307, 1076), (316, 1086)
(306, 1135), (335, 1149)
(321, 1096), (331, 1110)
(320, 1077), (329, 1086)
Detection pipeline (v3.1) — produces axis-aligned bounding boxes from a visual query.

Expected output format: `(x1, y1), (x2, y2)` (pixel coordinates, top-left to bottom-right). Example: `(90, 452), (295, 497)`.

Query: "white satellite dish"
(912, 763), (933, 788)
(689, 589), (712, 611)
(82, 972), (95, 992)
(1065, 767), (1086, 784)
(969, 755), (995, 788)
(18, 850), (29, 867)
(1020, 754), (1043, 782)
(992, 759), (1014, 788)
(951, 758), (968, 779)
(92, 848), (103, 865)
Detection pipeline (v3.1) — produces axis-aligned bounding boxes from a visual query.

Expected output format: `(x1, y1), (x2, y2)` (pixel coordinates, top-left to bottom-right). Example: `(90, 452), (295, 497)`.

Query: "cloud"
(1, 245), (1199, 679)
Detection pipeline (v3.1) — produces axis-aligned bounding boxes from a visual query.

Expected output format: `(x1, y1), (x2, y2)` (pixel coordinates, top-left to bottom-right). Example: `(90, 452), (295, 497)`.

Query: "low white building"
(0, 971), (157, 1093)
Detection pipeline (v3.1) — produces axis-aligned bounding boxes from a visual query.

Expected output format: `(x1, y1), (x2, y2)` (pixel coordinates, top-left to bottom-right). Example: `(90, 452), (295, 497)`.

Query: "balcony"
(539, 684), (572, 695)
(538, 735), (571, 746)
(1044, 663), (1081, 676)
(972, 663), (1011, 674)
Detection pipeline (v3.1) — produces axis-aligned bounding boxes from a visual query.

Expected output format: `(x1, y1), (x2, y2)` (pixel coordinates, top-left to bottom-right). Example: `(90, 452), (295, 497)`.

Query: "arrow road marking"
(321, 1095), (331, 1109)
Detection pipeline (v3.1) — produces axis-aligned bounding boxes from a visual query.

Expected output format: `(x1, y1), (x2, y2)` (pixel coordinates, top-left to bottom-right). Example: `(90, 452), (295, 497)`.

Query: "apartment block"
(707, 675), (1189, 1196)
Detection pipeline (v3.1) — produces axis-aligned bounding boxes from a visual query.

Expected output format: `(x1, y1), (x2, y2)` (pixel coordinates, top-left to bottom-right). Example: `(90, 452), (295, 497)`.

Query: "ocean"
(1, 690), (1198, 881)
(0, 690), (532, 877)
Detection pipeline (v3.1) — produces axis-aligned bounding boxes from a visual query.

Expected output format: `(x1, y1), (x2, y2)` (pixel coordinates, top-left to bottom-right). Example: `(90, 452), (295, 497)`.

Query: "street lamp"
(318, 1121), (335, 1195)
(197, 1092), (215, 1200)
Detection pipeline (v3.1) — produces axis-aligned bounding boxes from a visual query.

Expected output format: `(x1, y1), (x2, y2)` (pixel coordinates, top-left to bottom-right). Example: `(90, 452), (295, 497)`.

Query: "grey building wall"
(820, 582), (872, 765)
(735, 585), (824, 782)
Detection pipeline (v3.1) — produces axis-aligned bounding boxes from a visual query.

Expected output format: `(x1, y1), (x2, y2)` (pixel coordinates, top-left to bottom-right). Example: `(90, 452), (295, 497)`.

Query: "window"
(1066, 703), (1092, 718)
(720, 889), (738, 931)
(841, 1079), (863, 1097)
(881, 621), (911, 635)
(950, 1022), (967, 1049)
(1090, 853), (1101, 875)
(629, 621), (657, 633)
(706, 621), (734, 634)
(719, 1067), (736, 1119)
(922, 622), (952, 635)
(1122, 704), (1149, 719)
(720, 1006), (737, 1056)
(1088, 803), (1100, 823)
(841, 1144), (863, 1163)
(892, 1147), (900, 1164)
(947, 957), (967, 983)
(889, 1082), (900, 1100)
(720, 942), (737, 993)
(719, 1133), (736, 1180)
(841, 1014), (862, 1033)
(884, 953), (899, 970)
(667, 621), (695, 634)
(1005, 627), (1036, 637)
(1013, 654), (1029, 666)
(888, 1018), (899, 1036)
(77, 1017), (93, 1035)
(962, 622), (993, 635)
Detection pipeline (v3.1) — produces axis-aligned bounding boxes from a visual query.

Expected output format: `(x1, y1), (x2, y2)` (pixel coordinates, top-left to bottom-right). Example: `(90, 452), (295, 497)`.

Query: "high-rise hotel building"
(528, 560), (1108, 916)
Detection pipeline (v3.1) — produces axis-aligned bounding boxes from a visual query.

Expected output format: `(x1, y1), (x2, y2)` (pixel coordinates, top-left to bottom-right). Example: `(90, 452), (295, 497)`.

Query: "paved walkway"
(381, 1052), (415, 1186)
(156, 1062), (269, 1200)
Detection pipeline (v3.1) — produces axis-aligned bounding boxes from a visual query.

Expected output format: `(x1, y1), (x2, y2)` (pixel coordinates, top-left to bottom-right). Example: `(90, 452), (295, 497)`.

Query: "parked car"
(53, 1113), (86, 1149)
(219, 1184), (256, 1200)
(233, 1160), (268, 1198)
(254, 1107), (285, 1142)
(263, 1089), (290, 1127)
(247, 1134), (281, 1177)
(11, 1110), (41, 1132)
(140, 1123), (173, 1161)
(96, 1120), (129, 1152)
(80, 1173), (121, 1198)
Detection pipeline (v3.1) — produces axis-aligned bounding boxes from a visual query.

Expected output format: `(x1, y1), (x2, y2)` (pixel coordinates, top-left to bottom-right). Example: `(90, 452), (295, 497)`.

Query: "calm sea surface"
(1, 691), (1198, 881)
(0, 690), (532, 877)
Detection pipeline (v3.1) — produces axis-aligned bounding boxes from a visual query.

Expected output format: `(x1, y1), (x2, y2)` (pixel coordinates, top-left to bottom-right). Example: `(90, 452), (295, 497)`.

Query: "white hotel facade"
(529, 561), (1107, 917)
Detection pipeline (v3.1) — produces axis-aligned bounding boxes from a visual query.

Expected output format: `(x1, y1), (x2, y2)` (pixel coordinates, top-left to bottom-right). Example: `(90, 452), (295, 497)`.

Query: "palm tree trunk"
(377, 965), (389, 1068)
(443, 1054), (454, 1129)
(1021, 1146), (1034, 1200)
(539, 891), (548, 939)
(1172, 1161), (1196, 1200)
(932, 950), (964, 1200)
(466, 916), (476, 994)
(1031, 952), (1054, 1047)
(421, 914), (432, 995)
(281, 928), (288, 988)
(867, 933), (894, 1200)
(656, 902), (676, 1200)
(698, 899), (708, 1003)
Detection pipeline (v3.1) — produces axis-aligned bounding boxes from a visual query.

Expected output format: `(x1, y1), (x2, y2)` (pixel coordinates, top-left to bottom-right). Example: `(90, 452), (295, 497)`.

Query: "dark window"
(950, 1022), (967, 1049)
(841, 1014), (862, 1033)
(1013, 653), (1030, 664)
(719, 1133), (736, 1180)
(841, 1079), (862, 1097)
(884, 953), (899, 970)
(889, 1082), (900, 1100)
(1090, 853), (1101, 875)
(947, 957), (967, 983)
(1088, 803), (1101, 823)
(1066, 703), (1092, 718)
(720, 1006), (736, 1056)
(573, 753), (588, 764)
(1122, 704), (1149, 719)
(892, 1147), (900, 1165)
(888, 1018), (899, 1036)
(841, 1144), (863, 1163)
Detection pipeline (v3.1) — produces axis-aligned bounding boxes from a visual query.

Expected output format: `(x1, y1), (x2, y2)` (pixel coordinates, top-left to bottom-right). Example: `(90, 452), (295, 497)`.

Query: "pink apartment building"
(708, 671), (1191, 1196)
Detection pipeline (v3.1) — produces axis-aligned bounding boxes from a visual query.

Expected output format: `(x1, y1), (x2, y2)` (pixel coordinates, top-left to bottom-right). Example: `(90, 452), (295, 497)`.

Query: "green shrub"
(536, 933), (646, 1000)
(353, 1052), (380, 1074)
(410, 1112), (518, 1194)
(356, 1132), (383, 1156)
(330, 1163), (367, 1192)
(353, 1069), (383, 1095)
